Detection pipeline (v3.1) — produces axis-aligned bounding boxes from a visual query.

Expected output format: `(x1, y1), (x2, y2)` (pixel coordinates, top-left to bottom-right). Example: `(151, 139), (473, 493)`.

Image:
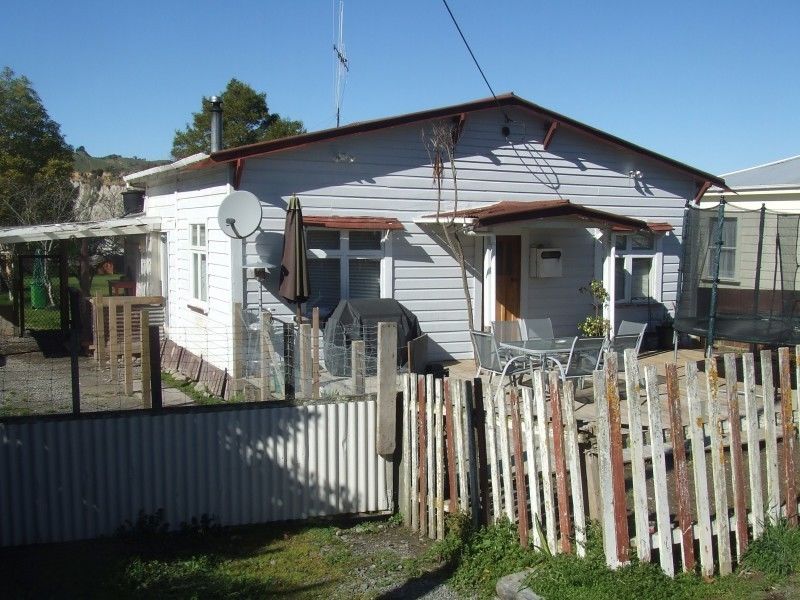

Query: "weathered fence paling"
(398, 344), (800, 580)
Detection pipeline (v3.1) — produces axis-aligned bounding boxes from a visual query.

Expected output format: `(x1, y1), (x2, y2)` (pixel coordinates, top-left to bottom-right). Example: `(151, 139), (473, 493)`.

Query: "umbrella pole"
(296, 303), (302, 324)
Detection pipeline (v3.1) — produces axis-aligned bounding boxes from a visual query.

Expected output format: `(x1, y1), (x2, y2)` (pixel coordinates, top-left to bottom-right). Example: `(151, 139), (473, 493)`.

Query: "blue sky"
(2, 0), (798, 174)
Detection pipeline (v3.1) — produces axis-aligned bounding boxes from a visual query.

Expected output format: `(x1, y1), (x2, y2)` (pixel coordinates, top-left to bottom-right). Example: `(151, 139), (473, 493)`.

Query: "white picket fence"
(398, 346), (800, 576)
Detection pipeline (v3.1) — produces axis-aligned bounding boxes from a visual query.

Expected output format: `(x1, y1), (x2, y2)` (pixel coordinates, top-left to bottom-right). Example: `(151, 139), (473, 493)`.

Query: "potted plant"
(578, 279), (610, 337)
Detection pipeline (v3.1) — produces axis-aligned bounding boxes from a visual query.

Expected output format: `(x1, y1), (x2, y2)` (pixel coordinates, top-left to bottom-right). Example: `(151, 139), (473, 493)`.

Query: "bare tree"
(424, 119), (476, 334)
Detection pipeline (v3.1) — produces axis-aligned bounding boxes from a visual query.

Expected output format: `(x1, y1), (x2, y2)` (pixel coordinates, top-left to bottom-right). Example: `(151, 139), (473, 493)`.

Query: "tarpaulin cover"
(323, 298), (423, 377)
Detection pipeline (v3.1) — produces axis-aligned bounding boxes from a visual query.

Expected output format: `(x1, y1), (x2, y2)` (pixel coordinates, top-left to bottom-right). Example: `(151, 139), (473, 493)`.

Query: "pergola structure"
(0, 215), (161, 244)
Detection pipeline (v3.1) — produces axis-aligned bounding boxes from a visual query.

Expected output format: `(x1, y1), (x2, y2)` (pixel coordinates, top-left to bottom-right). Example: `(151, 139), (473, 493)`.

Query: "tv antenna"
(333, 0), (349, 127)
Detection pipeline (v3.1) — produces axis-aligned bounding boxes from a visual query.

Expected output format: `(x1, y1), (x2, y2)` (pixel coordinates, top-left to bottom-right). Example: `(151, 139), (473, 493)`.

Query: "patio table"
(498, 336), (575, 368)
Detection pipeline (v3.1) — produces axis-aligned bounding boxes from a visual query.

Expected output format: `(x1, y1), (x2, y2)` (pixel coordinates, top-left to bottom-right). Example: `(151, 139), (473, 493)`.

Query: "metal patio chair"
(471, 330), (529, 386)
(521, 317), (554, 341)
(546, 336), (607, 386)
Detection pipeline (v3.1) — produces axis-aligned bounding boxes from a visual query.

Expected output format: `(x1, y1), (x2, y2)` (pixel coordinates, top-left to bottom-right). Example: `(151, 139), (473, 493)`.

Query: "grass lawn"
(0, 518), (443, 600)
(0, 274), (123, 330)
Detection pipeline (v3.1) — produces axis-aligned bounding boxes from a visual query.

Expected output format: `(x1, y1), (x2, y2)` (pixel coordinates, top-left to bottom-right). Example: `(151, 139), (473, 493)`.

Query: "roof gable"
(209, 93), (724, 188)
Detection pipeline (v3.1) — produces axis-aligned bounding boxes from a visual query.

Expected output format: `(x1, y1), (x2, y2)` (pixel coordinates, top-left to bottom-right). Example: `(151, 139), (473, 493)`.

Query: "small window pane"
(615, 257), (625, 300)
(721, 219), (736, 247)
(198, 225), (206, 247)
(307, 229), (340, 250)
(631, 233), (654, 250)
(308, 258), (341, 309)
(349, 230), (382, 251)
(615, 236), (627, 251)
(631, 258), (652, 300)
(191, 225), (198, 246)
(719, 248), (736, 279)
(349, 259), (381, 298)
(200, 254), (207, 302)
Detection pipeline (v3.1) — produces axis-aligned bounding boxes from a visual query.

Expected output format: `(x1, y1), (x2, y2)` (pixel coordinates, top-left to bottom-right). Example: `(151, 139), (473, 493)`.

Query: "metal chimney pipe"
(210, 96), (223, 153)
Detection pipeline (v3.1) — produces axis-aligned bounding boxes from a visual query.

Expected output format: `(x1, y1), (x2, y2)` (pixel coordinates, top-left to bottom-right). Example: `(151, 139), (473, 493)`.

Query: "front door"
(495, 235), (521, 321)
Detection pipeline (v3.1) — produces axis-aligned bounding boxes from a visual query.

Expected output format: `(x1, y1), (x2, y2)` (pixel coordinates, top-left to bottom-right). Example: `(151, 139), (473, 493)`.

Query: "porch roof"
(303, 215), (404, 230)
(417, 200), (671, 232)
(0, 215), (161, 244)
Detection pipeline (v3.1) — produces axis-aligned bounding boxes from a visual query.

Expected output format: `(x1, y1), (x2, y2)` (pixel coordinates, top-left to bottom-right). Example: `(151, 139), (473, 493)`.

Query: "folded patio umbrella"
(279, 195), (311, 322)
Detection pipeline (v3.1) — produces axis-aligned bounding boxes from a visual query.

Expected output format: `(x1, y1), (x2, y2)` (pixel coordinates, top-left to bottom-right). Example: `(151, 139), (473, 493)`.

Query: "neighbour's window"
(189, 223), (207, 303)
(615, 232), (657, 303)
(706, 217), (737, 280)
(306, 229), (383, 309)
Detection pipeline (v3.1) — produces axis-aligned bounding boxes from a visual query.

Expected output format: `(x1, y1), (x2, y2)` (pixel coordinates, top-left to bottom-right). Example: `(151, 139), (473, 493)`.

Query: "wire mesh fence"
(0, 307), (406, 418)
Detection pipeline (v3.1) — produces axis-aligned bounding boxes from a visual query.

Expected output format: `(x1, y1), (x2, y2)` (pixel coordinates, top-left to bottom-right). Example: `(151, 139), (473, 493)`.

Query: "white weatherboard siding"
(240, 108), (694, 360)
(143, 166), (236, 370)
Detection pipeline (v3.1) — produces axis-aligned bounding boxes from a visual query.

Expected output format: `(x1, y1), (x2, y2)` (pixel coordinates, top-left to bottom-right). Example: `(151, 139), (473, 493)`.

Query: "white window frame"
(189, 222), (208, 307)
(703, 216), (738, 283)
(613, 232), (663, 305)
(306, 229), (391, 300)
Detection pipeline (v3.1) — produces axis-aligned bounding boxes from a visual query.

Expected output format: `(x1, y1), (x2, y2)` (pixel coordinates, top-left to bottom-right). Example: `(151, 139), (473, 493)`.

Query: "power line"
(440, 0), (509, 122)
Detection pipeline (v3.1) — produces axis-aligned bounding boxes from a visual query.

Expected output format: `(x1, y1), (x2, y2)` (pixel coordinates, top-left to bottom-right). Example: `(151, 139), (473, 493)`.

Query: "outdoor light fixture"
(628, 170), (643, 179)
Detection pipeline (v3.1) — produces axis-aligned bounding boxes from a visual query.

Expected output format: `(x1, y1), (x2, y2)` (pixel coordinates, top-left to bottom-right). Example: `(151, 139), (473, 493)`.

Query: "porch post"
(482, 235), (496, 329)
(601, 228), (616, 339)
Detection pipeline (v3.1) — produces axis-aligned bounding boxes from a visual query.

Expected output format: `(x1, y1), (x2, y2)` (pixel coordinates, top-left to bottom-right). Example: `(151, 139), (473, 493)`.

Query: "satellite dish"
(217, 190), (263, 239)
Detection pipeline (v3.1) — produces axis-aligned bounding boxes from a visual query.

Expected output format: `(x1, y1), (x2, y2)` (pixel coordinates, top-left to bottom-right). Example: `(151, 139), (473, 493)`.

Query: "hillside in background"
(73, 146), (169, 178)
(71, 148), (168, 221)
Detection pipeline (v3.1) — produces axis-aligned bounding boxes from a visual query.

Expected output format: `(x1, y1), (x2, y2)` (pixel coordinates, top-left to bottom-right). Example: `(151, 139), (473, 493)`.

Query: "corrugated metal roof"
(303, 215), (404, 230)
(422, 200), (662, 231)
(721, 155), (800, 189)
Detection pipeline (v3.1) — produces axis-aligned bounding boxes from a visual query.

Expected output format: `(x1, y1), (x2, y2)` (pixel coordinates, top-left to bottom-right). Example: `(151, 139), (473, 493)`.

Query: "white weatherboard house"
(123, 94), (724, 371)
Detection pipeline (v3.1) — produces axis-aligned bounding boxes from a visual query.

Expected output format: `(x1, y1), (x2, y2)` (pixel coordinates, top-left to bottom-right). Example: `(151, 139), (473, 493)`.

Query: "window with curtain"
(306, 229), (384, 309)
(615, 232), (658, 303)
(189, 223), (207, 303)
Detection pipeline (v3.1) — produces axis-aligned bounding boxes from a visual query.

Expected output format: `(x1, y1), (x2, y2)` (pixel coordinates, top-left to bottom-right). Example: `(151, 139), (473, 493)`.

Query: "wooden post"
(666, 362), (694, 572)
(604, 353), (629, 565)
(484, 387), (500, 523)
(123, 303), (133, 395)
(472, 378), (490, 527)
(401, 374), (412, 525)
(549, 370), (572, 553)
(687, 360), (714, 577)
(464, 382), (481, 525)
(231, 302), (243, 395)
(534, 370), (556, 554)
(778, 347), (797, 526)
(522, 386), (542, 548)
(742, 352), (764, 540)
(725, 353), (749, 557)
(93, 292), (105, 363)
(410, 375), (419, 532)
(351, 339), (365, 395)
(149, 325), (162, 410)
(312, 307), (320, 399)
(300, 323), (312, 398)
(260, 311), (273, 401)
(623, 349), (649, 562)
(761, 350), (780, 524)
(426, 375), (435, 538)
(496, 382), (514, 522)
(593, 368), (618, 568)
(645, 364), (674, 577)
(108, 298), (118, 381)
(561, 379), (586, 557)
(141, 310), (151, 408)
(707, 357), (732, 575)
(510, 388), (529, 547)
(435, 378), (445, 540)
(444, 380), (458, 514)
(376, 322), (398, 455)
(418, 375), (428, 535)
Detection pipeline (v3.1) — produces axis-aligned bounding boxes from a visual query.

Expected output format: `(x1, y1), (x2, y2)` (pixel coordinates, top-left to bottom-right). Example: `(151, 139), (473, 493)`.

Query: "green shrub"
(740, 520), (800, 578)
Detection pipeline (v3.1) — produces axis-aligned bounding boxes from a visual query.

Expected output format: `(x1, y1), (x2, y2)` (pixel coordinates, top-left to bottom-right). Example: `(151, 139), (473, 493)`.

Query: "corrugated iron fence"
(0, 398), (391, 547)
(399, 347), (800, 578)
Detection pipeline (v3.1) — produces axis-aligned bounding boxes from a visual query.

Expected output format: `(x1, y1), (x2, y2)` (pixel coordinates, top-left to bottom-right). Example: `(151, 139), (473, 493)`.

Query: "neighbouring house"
(677, 155), (800, 347)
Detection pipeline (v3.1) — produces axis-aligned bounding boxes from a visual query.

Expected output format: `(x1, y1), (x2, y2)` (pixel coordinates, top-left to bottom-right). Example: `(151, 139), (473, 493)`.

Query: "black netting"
(675, 202), (800, 345)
